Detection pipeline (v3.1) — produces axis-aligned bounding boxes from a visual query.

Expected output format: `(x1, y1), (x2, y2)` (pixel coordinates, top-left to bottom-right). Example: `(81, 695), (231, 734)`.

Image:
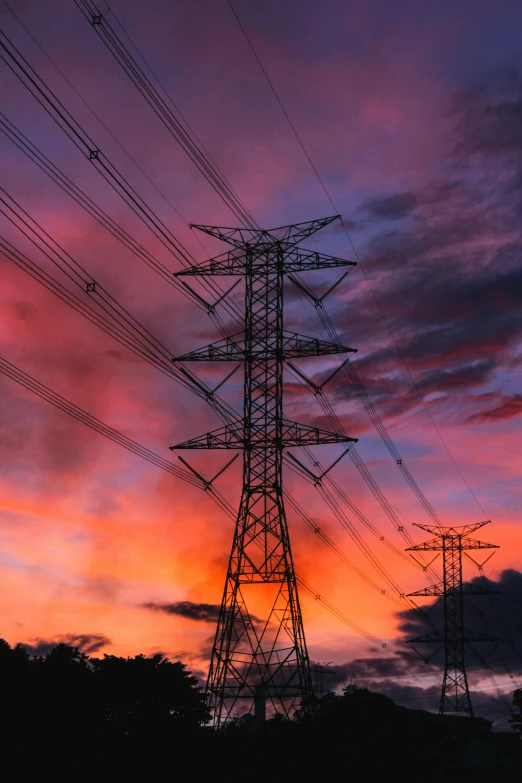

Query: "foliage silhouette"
(1, 637), (520, 780)
(0, 637), (209, 744)
(510, 688), (522, 733)
(91, 652), (209, 734)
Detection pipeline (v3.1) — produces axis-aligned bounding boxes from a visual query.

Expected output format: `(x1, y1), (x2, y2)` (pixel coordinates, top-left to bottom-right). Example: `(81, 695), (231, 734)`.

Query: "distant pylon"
(311, 661), (334, 698)
(406, 522), (500, 717)
(171, 217), (357, 725)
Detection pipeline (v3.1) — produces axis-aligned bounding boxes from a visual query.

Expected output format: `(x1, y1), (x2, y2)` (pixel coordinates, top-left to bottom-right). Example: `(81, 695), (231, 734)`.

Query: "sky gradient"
(1, 0), (521, 722)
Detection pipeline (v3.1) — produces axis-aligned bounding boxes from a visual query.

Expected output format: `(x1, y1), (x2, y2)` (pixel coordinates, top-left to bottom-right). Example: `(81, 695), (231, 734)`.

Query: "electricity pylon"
(171, 217), (356, 725)
(406, 521), (500, 717)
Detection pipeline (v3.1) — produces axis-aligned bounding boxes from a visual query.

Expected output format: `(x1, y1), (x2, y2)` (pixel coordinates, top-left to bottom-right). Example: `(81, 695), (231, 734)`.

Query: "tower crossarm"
(173, 331), (356, 361)
(174, 246), (355, 276)
(408, 582), (500, 598)
(460, 582), (499, 595)
(189, 215), (341, 249)
(413, 521), (491, 537)
(170, 421), (243, 449)
(281, 420), (357, 447)
(171, 420), (357, 450)
(409, 629), (445, 644)
(410, 629), (502, 645)
(408, 582), (445, 597)
(406, 537), (498, 552)
(283, 246), (357, 273)
(462, 538), (499, 551)
(406, 538), (445, 552)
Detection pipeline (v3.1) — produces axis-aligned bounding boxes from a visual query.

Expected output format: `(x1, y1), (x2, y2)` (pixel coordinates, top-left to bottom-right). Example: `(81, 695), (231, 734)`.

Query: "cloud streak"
(21, 632), (112, 657)
(142, 601), (222, 623)
(467, 395), (522, 424)
(330, 71), (522, 434)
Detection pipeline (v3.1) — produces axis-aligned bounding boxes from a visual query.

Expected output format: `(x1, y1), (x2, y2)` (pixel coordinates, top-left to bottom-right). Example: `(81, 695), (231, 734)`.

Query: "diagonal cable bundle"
(74, 0), (258, 230)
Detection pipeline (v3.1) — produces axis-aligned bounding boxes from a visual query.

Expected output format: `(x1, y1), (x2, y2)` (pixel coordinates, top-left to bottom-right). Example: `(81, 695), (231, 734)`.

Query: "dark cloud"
(315, 656), (513, 726)
(360, 244), (522, 370)
(142, 600), (267, 628)
(21, 632), (111, 657)
(361, 182), (459, 223)
(414, 360), (497, 394)
(397, 569), (522, 674)
(360, 681), (512, 727)
(318, 570), (522, 727)
(142, 600), (222, 623)
(338, 72), (522, 425)
(315, 653), (427, 691)
(467, 394), (522, 424)
(332, 357), (497, 414)
(361, 192), (419, 221)
(452, 72), (522, 158)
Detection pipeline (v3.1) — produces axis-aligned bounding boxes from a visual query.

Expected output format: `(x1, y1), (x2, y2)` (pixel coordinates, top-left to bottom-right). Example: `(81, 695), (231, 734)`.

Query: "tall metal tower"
(406, 522), (499, 717)
(170, 217), (356, 725)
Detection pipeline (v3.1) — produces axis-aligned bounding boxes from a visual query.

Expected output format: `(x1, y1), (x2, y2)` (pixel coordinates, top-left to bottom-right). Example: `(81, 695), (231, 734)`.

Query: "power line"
(0, 78), (436, 620)
(6, 0), (486, 539)
(0, 349), (414, 663)
(0, 355), (203, 487)
(226, 0), (488, 520)
(0, 26), (191, 261)
(2, 183), (440, 642)
(0, 227), (239, 414)
(74, 0), (258, 230)
(0, 114), (189, 289)
(285, 354), (442, 587)
(63, 1), (452, 572)
(0, 8), (468, 646)
(0, 20), (247, 327)
(0, 25), (249, 409)
(297, 290), (444, 526)
(2, 0), (500, 700)
(1, 0), (219, 265)
(0, 111), (208, 309)
(0, 224), (424, 621)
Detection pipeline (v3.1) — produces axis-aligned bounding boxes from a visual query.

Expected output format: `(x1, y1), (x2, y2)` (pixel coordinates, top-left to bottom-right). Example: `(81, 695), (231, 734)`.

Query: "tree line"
(1, 637), (520, 779)
(0, 638), (209, 738)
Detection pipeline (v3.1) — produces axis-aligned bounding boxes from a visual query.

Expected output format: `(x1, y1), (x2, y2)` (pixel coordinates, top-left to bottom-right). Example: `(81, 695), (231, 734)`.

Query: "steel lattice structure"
(407, 522), (500, 717)
(171, 216), (356, 725)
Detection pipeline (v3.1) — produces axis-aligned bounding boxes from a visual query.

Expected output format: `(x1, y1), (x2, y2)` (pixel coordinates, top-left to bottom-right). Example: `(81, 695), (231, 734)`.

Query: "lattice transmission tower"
(171, 217), (356, 725)
(406, 522), (500, 717)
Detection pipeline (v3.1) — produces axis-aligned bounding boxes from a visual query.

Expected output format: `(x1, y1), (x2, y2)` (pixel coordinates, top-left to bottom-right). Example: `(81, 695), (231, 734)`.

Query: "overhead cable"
(0, 350), (417, 661)
(226, 0), (488, 520)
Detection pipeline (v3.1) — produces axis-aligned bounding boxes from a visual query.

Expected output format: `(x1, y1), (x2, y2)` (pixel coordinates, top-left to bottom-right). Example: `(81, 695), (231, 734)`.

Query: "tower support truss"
(171, 217), (356, 725)
(407, 522), (500, 717)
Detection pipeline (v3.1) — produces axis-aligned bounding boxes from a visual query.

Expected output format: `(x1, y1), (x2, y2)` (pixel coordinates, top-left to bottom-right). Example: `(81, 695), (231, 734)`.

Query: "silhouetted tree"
(295, 683), (400, 736)
(2, 636), (519, 778)
(29, 643), (96, 737)
(91, 653), (210, 735)
(510, 688), (522, 733)
(0, 638), (209, 747)
(0, 638), (32, 727)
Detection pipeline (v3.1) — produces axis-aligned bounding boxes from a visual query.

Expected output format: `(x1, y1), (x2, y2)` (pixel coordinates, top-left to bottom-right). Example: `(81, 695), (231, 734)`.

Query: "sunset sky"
(1, 0), (521, 722)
